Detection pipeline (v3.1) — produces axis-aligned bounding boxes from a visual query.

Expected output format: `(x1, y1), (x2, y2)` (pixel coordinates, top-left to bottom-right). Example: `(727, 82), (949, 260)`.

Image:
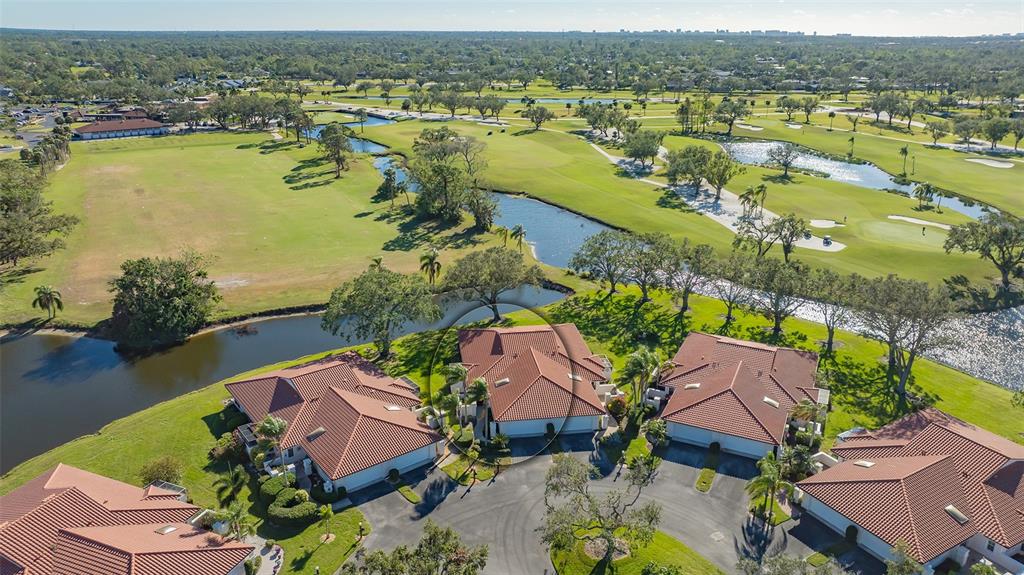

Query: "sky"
(1, 0), (1022, 37)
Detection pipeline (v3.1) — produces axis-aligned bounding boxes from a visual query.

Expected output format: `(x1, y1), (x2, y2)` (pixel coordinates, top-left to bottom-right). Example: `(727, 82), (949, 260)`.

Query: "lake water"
(722, 141), (989, 219)
(371, 157), (609, 269)
(0, 286), (565, 473)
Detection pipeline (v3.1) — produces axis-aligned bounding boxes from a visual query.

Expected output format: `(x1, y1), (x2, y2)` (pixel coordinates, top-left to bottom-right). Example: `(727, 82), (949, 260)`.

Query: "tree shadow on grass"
(547, 292), (683, 357)
(655, 188), (698, 213)
(822, 353), (925, 430)
(761, 173), (794, 185)
(381, 215), (484, 253)
(258, 141), (299, 155)
(944, 274), (1023, 312)
(0, 265), (43, 288)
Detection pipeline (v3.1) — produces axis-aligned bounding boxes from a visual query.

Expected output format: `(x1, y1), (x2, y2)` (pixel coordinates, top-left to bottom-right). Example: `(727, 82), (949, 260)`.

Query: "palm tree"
(495, 226), (509, 247)
(31, 285), (63, 319)
(898, 145), (909, 175)
(827, 110), (836, 131)
(319, 504), (334, 541)
(214, 465), (247, 505)
(419, 248), (441, 286)
(218, 502), (255, 541)
(745, 452), (794, 530)
(510, 224), (525, 252)
(256, 415), (289, 481)
(440, 362), (468, 390)
(465, 377), (489, 406)
(913, 183), (935, 210)
(619, 347), (674, 409)
(369, 256), (384, 270)
(790, 398), (826, 446)
(438, 393), (461, 425)
(356, 108), (368, 133)
(739, 187), (758, 220)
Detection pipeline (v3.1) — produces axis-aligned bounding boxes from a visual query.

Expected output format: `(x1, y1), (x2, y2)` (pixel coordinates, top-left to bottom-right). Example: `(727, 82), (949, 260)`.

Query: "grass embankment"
(739, 116), (1022, 215)
(1, 131), (506, 326)
(0, 349), (369, 575)
(551, 530), (724, 575)
(365, 119), (995, 286)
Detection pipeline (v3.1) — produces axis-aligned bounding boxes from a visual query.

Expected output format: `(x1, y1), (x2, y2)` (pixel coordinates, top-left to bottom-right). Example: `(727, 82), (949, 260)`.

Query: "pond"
(722, 141), (989, 219)
(304, 117), (396, 153)
(371, 157), (611, 269)
(0, 285), (566, 473)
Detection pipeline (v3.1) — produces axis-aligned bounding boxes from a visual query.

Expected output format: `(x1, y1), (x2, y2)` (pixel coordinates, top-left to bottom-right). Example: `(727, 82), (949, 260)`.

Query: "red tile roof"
(226, 354), (437, 481)
(658, 333), (822, 445)
(0, 465), (249, 575)
(74, 119), (164, 134)
(799, 456), (977, 563)
(298, 389), (442, 480)
(458, 325), (607, 422)
(53, 524), (251, 575)
(803, 408), (1024, 562)
(660, 362), (790, 444)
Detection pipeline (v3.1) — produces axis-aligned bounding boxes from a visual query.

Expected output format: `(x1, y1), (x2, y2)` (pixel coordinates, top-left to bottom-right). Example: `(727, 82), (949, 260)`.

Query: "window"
(286, 448), (294, 459)
(986, 540), (995, 552)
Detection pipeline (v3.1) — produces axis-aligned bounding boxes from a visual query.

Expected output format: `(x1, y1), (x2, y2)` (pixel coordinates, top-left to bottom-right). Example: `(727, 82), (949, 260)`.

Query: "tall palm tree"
(31, 285), (63, 319)
(739, 187), (758, 220)
(899, 145), (909, 174)
(440, 362), (468, 389)
(619, 347), (674, 409)
(745, 452), (794, 530)
(419, 248), (441, 286)
(465, 377), (489, 406)
(495, 226), (509, 247)
(214, 465), (247, 505)
(510, 224), (525, 252)
(827, 110), (836, 131)
(218, 502), (255, 541)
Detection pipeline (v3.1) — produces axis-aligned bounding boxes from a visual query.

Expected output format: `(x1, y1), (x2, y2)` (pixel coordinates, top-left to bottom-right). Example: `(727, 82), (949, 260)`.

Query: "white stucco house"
(226, 353), (442, 494)
(797, 408), (1024, 575)
(655, 333), (826, 459)
(457, 324), (611, 439)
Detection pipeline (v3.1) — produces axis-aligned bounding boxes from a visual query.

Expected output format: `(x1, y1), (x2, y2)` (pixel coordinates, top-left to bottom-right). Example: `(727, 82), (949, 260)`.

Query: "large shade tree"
(441, 247), (543, 322)
(322, 264), (440, 357)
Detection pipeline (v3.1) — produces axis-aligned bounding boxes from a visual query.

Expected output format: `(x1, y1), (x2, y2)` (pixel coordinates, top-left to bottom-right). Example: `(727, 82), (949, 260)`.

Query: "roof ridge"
(727, 363), (784, 443)
(491, 350), (546, 421)
(662, 387), (732, 419)
(896, 473), (924, 561)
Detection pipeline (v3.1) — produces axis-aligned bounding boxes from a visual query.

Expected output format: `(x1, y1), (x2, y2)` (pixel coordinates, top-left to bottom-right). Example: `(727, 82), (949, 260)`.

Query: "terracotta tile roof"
(811, 408), (1024, 561)
(297, 389), (442, 480)
(665, 333), (822, 407)
(458, 325), (607, 423)
(0, 465), (233, 575)
(660, 362), (789, 445)
(54, 524), (252, 575)
(799, 456), (977, 563)
(225, 353), (423, 450)
(74, 119), (164, 134)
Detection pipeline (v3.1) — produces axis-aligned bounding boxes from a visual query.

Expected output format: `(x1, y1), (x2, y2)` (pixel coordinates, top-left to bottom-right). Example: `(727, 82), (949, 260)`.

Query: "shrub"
(139, 456), (182, 486)
(244, 556), (262, 575)
(209, 432), (243, 461)
(252, 451), (266, 467)
(264, 539), (276, 550)
(267, 497), (318, 526)
(293, 489), (310, 503)
(259, 473), (295, 503)
(607, 396), (627, 422)
(311, 484), (345, 504)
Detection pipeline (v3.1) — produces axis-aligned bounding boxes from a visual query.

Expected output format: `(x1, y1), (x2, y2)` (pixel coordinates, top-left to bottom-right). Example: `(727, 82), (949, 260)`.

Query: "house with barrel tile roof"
(0, 464), (252, 575)
(225, 353), (443, 495)
(797, 408), (1024, 575)
(457, 324), (612, 438)
(654, 332), (825, 459)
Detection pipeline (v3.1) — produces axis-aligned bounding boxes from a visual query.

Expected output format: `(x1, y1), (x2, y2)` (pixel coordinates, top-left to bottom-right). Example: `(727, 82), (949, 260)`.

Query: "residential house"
(225, 353), (443, 495)
(457, 324), (612, 438)
(74, 119), (168, 140)
(654, 333), (825, 459)
(0, 464), (253, 575)
(797, 408), (1024, 575)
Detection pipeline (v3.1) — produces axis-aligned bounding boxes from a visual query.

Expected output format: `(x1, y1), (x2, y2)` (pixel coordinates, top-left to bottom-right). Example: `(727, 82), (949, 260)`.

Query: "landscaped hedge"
(259, 472), (296, 503)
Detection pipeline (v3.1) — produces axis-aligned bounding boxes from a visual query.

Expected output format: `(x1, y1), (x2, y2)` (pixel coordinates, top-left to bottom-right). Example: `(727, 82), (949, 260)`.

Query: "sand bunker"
(810, 219), (843, 228)
(887, 215), (951, 230)
(965, 158), (1014, 169)
(736, 123), (764, 132)
(786, 123), (803, 129)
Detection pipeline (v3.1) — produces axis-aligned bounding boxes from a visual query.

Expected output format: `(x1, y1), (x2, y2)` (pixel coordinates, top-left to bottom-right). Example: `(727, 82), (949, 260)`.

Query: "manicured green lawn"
(440, 454), (497, 485)
(740, 116), (1022, 215)
(750, 497), (791, 526)
(550, 531), (724, 575)
(0, 348), (369, 575)
(695, 448), (720, 493)
(1, 131), (504, 326)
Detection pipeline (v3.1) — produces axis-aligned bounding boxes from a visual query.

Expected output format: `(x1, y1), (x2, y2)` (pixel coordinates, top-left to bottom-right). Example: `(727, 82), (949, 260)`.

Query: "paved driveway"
(349, 438), (883, 575)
